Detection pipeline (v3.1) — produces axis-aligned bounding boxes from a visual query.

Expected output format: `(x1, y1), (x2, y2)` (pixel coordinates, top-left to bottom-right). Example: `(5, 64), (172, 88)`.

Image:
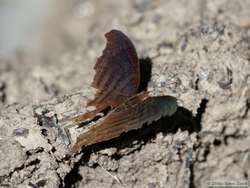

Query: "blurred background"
(0, 0), (249, 106)
(0, 0), (142, 106)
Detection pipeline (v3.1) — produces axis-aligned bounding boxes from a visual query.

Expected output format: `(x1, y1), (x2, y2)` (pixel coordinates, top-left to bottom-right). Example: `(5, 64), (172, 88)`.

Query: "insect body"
(64, 30), (177, 152)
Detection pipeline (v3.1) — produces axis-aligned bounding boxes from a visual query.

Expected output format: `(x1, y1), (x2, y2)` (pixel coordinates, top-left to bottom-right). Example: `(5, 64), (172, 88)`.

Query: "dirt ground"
(0, 0), (249, 187)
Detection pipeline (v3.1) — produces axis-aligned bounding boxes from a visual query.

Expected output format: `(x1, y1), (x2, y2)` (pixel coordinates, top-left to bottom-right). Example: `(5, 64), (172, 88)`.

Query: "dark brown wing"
(89, 29), (140, 109)
(66, 30), (140, 125)
(72, 92), (177, 152)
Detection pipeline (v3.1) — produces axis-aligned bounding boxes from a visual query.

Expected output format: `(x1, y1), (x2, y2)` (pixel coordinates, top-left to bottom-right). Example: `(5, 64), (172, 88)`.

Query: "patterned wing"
(66, 30), (140, 125)
(89, 29), (140, 109)
(72, 92), (177, 152)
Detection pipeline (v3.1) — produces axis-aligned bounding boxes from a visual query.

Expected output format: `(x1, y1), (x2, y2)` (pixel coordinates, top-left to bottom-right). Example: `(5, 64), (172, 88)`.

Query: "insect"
(64, 30), (177, 152)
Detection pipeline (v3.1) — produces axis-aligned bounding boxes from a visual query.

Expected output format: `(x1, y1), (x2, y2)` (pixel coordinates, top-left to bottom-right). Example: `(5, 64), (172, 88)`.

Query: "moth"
(64, 30), (177, 152)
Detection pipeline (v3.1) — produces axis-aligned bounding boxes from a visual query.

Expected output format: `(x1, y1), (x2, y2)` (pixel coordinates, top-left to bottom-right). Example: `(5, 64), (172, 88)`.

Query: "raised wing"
(72, 92), (177, 152)
(66, 30), (140, 126)
(90, 29), (140, 108)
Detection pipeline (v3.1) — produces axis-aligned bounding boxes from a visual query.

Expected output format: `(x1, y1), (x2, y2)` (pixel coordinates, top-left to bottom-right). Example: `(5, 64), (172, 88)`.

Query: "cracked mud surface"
(0, 0), (250, 187)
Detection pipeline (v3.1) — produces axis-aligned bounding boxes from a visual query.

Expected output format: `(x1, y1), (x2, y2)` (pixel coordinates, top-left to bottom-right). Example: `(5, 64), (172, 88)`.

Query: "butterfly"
(64, 30), (177, 152)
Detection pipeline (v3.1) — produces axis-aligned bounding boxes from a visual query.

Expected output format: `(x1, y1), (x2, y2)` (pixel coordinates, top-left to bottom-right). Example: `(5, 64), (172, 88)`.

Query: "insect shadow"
(138, 57), (152, 92)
